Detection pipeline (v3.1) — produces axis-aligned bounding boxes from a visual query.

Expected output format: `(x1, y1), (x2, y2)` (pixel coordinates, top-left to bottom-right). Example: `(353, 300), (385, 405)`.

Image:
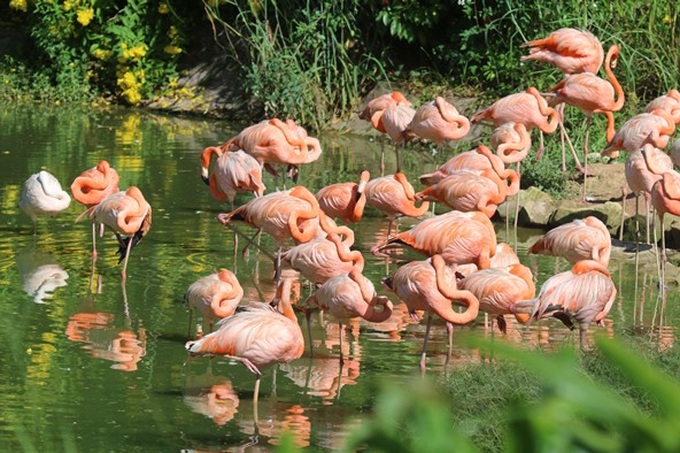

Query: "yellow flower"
(122, 89), (142, 105)
(158, 3), (169, 14)
(63, 0), (73, 11)
(92, 49), (113, 61)
(167, 26), (178, 39)
(163, 45), (182, 55)
(76, 8), (94, 26)
(9, 0), (27, 12)
(663, 14), (672, 24)
(122, 45), (147, 62)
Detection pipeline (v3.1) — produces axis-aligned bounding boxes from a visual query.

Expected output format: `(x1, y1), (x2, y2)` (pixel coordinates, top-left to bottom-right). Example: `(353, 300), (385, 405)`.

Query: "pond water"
(0, 104), (677, 451)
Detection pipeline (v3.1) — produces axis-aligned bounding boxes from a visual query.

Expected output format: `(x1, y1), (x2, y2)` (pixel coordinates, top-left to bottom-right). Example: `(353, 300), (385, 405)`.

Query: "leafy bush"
(323, 337), (680, 453)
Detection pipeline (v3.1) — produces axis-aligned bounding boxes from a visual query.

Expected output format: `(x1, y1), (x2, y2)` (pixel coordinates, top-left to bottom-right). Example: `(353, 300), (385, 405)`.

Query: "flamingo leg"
(644, 193), (652, 245)
(394, 143), (401, 173)
(338, 322), (344, 365)
(619, 186), (627, 241)
(91, 221), (98, 262)
(582, 116), (592, 201)
(558, 116), (587, 174)
(304, 309), (314, 358)
(419, 312), (434, 372)
(513, 161), (521, 233)
(121, 233), (134, 283)
(253, 375), (261, 428)
(445, 321), (454, 367)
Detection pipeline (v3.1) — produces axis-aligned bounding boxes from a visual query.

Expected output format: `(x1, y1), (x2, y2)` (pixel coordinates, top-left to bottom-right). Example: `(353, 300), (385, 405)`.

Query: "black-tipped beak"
(381, 276), (393, 290)
(201, 176), (210, 185)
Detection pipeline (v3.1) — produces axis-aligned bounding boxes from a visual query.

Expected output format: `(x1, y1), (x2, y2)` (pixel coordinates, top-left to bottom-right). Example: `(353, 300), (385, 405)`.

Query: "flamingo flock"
(19, 27), (680, 413)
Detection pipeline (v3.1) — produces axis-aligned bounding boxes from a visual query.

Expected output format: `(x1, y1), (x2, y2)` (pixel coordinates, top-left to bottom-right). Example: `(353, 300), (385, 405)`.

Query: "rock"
(496, 187), (556, 228)
(549, 200), (624, 233)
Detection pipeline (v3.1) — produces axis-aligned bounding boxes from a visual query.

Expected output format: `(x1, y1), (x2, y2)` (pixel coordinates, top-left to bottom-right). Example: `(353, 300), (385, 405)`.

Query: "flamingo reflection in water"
(16, 251), (69, 304)
(65, 309), (147, 372)
(183, 370), (240, 426)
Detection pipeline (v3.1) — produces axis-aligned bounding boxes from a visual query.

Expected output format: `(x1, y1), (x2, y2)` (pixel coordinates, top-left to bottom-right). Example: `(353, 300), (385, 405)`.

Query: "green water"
(0, 103), (676, 451)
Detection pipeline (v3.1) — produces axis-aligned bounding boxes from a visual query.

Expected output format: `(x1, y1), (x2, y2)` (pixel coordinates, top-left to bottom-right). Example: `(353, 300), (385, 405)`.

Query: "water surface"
(0, 104), (677, 451)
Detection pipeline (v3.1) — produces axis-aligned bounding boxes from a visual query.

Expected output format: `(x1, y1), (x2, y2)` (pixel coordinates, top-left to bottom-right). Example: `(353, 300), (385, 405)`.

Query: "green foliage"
(519, 151), (574, 199)
(343, 378), (478, 453)
(207, 0), (385, 131)
(335, 338), (680, 453)
(9, 0), (200, 104)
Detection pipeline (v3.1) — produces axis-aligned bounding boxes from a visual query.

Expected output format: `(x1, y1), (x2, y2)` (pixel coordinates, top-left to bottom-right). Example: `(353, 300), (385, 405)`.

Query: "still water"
(0, 104), (677, 451)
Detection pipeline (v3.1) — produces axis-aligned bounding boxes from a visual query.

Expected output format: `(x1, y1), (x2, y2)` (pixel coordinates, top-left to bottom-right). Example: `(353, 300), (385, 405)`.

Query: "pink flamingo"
(185, 280), (304, 410)
(601, 109), (676, 159)
(315, 170), (370, 223)
(371, 210), (497, 269)
(405, 96), (471, 146)
(458, 263), (535, 333)
(516, 260), (617, 351)
(222, 118), (322, 183)
(416, 168), (508, 218)
(383, 254), (480, 371)
(308, 269), (393, 362)
(185, 269), (244, 337)
(528, 216), (611, 267)
(363, 171), (430, 237)
(71, 160), (120, 260)
(77, 186), (152, 282)
(200, 146), (265, 203)
(521, 28), (604, 75)
(645, 89), (680, 125)
(622, 144), (673, 243)
(282, 231), (364, 284)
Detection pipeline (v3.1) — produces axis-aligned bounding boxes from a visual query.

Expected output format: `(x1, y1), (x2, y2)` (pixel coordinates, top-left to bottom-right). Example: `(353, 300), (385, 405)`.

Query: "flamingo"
(371, 210), (497, 269)
(282, 231), (364, 284)
(382, 254), (479, 371)
(19, 170), (71, 228)
(471, 87), (560, 164)
(649, 169), (680, 283)
(516, 260), (617, 351)
(644, 89), (680, 125)
(185, 269), (244, 337)
(315, 170), (370, 223)
(416, 168), (508, 218)
(622, 145), (673, 243)
(546, 45), (625, 165)
(71, 160), (120, 260)
(521, 28), (605, 75)
(458, 263), (535, 333)
(528, 216), (611, 267)
(380, 102), (416, 172)
(419, 145), (519, 194)
(185, 279), (304, 412)
(405, 96), (471, 147)
(200, 146), (265, 203)
(358, 91), (412, 132)
(601, 109), (676, 159)
(216, 185), (329, 279)
(308, 269), (393, 362)
(222, 118), (322, 183)
(670, 139), (680, 169)
(489, 122), (532, 165)
(363, 171), (429, 237)
(76, 186), (152, 282)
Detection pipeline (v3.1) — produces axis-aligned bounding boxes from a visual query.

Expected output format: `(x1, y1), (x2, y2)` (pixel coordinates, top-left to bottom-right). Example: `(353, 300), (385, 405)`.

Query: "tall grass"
(205, 0), (387, 131)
